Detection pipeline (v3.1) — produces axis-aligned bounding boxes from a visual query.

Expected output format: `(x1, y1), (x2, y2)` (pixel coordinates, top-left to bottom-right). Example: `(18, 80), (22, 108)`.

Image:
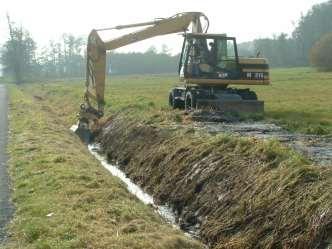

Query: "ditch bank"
(96, 113), (332, 249)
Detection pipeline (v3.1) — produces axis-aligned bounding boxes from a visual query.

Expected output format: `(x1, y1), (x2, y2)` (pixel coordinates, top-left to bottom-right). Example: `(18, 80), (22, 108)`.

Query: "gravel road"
(0, 84), (12, 243)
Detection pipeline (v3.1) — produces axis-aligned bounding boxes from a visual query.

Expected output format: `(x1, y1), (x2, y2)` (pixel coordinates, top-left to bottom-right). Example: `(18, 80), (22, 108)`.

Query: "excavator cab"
(170, 33), (269, 113)
(179, 33), (240, 81)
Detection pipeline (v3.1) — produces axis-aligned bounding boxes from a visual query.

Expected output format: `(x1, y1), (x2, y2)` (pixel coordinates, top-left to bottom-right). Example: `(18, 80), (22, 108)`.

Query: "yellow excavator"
(75, 12), (269, 142)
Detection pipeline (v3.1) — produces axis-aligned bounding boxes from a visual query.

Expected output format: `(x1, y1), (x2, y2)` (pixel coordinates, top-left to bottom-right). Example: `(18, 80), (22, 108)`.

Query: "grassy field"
(4, 86), (203, 249)
(253, 68), (332, 134)
(4, 67), (332, 248)
(24, 67), (332, 135)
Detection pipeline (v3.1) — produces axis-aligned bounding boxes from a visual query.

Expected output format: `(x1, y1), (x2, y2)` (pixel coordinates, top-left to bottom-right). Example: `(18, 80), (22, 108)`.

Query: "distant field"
(27, 67), (332, 135)
(253, 68), (332, 134)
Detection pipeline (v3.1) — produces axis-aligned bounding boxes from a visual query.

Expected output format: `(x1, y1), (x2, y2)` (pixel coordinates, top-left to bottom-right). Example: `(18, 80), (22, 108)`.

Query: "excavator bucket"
(71, 123), (93, 144)
(75, 127), (93, 144)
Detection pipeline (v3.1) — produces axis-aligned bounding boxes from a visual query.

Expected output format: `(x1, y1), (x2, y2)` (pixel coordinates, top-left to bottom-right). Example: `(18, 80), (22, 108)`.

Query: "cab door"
(178, 36), (190, 78)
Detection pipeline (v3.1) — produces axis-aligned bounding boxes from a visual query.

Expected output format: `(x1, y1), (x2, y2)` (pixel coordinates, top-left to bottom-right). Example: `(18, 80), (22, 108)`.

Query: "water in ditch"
(87, 144), (178, 225)
(70, 124), (194, 235)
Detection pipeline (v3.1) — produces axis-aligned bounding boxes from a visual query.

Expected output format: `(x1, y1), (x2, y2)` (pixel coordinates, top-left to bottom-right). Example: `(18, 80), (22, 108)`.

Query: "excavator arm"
(76, 12), (208, 142)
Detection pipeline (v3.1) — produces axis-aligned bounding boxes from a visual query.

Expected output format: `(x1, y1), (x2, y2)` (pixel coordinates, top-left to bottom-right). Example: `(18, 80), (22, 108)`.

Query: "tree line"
(107, 46), (179, 75)
(0, 16), (178, 84)
(0, 14), (89, 84)
(1, 0), (332, 83)
(251, 0), (332, 68)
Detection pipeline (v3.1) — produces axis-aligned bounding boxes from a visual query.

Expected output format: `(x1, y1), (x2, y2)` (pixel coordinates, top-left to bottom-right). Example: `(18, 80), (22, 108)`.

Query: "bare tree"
(0, 14), (37, 83)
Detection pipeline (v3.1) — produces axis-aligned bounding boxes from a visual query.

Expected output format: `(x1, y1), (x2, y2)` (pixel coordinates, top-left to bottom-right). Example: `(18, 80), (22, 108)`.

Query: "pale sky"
(0, 0), (327, 54)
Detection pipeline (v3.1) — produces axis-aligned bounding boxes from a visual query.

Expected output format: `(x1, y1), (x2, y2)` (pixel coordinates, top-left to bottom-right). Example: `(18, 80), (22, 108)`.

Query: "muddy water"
(89, 144), (154, 205)
(71, 124), (210, 244)
(193, 122), (332, 166)
(72, 124), (182, 226)
(71, 125), (178, 224)
(67, 132), (181, 228)
(88, 143), (210, 243)
(86, 144), (203, 236)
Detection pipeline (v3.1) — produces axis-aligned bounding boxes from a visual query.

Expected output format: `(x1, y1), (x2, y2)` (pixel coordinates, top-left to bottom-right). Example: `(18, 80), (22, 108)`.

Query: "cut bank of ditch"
(97, 112), (332, 249)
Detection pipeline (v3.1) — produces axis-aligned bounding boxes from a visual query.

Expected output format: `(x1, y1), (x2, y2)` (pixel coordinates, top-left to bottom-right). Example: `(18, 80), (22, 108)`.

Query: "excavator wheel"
(185, 91), (197, 111)
(237, 89), (258, 100)
(169, 91), (184, 109)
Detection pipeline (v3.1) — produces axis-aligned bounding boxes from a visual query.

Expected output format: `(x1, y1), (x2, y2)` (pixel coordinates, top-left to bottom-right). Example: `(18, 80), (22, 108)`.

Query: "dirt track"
(190, 111), (332, 166)
(0, 85), (12, 243)
(194, 121), (332, 166)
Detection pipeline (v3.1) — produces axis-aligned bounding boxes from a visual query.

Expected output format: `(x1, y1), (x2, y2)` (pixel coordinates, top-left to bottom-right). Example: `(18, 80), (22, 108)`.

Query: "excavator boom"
(75, 12), (270, 143)
(76, 12), (208, 142)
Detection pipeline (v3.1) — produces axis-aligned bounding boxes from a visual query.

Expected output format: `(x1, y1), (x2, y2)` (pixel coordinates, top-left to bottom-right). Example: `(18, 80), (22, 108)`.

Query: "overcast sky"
(0, 0), (327, 54)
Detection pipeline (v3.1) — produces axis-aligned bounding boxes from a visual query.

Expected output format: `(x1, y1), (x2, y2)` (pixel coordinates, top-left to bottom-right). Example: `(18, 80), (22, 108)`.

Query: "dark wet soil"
(0, 85), (13, 244)
(189, 110), (331, 166)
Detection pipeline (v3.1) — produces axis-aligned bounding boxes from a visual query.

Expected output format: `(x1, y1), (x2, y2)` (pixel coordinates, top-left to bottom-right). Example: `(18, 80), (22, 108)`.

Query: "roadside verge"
(0, 85), (13, 244)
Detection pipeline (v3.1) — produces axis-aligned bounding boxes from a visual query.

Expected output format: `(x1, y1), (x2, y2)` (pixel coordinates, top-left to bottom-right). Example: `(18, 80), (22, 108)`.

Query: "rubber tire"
(185, 91), (197, 111)
(238, 89), (258, 100)
(169, 92), (184, 109)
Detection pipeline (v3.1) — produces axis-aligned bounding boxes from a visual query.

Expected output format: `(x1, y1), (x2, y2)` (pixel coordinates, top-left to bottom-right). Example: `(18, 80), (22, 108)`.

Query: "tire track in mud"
(0, 85), (12, 244)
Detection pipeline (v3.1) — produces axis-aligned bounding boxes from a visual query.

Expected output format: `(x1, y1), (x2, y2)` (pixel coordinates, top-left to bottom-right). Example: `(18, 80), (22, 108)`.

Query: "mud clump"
(97, 114), (332, 249)
(190, 110), (240, 123)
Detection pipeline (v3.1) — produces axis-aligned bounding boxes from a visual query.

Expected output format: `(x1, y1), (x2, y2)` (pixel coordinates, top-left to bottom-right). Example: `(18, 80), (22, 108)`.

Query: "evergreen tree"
(310, 32), (332, 71)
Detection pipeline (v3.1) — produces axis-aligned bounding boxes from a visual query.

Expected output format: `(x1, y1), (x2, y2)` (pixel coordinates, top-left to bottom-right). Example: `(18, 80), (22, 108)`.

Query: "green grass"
(252, 67), (332, 134)
(22, 67), (332, 135)
(5, 86), (203, 249)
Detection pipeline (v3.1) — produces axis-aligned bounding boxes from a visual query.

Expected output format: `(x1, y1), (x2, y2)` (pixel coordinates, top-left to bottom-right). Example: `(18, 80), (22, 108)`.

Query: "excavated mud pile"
(97, 115), (332, 249)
